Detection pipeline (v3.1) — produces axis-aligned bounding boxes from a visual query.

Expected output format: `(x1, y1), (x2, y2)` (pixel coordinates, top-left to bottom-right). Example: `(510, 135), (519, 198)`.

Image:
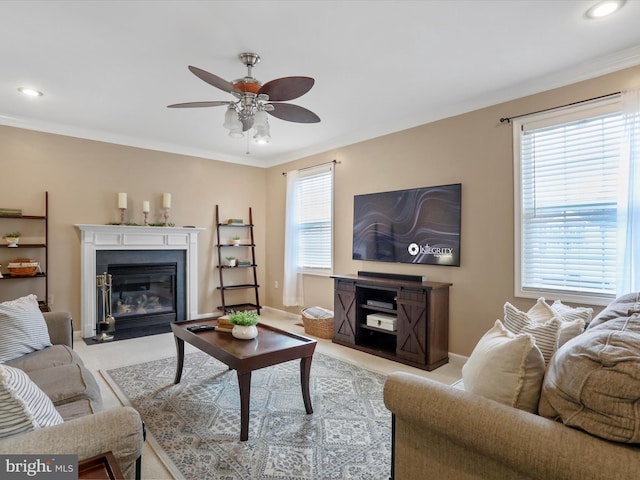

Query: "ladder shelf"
(215, 205), (261, 314)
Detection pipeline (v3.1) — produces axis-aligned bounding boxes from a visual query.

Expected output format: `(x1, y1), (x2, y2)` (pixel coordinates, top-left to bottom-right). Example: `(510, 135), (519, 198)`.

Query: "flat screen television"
(352, 183), (461, 266)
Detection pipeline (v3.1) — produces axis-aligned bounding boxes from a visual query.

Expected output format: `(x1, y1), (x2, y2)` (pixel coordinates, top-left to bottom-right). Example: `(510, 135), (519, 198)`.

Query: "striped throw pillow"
(551, 300), (593, 325)
(504, 302), (561, 365)
(0, 295), (52, 363)
(0, 364), (63, 438)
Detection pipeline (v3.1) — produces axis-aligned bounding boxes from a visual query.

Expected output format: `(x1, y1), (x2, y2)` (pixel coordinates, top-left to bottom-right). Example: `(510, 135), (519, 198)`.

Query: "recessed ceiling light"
(586, 0), (626, 18)
(17, 87), (43, 97)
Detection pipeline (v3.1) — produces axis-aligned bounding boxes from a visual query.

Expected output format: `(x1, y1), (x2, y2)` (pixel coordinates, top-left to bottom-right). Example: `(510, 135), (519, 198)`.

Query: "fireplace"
(96, 249), (186, 335)
(76, 224), (204, 338)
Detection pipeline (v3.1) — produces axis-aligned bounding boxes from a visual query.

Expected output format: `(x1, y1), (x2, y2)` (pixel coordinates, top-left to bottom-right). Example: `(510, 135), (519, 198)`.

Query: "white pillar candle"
(162, 193), (172, 209)
(142, 201), (150, 213)
(118, 192), (127, 209)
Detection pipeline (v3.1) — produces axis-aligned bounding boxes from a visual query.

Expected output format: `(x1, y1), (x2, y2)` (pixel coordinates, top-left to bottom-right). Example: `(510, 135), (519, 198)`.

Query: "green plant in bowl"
(227, 310), (259, 326)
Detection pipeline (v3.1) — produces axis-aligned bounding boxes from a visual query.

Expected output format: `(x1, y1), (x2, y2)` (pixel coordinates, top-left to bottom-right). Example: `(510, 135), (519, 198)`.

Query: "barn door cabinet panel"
(333, 278), (356, 344)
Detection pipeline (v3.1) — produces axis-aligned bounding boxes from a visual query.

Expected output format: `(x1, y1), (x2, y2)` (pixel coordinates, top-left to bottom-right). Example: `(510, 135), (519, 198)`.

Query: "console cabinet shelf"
(332, 273), (450, 371)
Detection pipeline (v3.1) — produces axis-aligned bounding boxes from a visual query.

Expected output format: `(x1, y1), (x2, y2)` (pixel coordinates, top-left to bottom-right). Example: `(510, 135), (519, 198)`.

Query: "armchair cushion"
(0, 364), (63, 439)
(5, 345), (82, 373)
(42, 311), (73, 347)
(0, 295), (52, 362)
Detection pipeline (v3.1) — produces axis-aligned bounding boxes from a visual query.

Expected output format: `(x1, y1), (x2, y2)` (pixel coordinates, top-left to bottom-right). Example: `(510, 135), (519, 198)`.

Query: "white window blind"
(296, 164), (333, 273)
(514, 99), (623, 303)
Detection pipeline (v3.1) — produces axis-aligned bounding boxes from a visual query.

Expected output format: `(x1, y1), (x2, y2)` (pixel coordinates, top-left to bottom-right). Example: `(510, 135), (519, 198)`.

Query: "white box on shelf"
(366, 313), (397, 331)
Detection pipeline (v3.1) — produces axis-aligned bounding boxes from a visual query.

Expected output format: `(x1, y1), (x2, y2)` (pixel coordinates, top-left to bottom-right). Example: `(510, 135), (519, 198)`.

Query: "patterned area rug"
(103, 351), (391, 479)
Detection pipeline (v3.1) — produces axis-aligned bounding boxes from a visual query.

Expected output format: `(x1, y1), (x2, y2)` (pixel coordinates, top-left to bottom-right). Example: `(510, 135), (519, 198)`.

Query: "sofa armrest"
(0, 407), (144, 480)
(43, 311), (73, 347)
(384, 372), (640, 480)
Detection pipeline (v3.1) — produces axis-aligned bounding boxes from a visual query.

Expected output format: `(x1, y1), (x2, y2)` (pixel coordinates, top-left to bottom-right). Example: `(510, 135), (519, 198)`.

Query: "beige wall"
(2, 64), (639, 355)
(265, 65), (640, 356)
(0, 127), (267, 325)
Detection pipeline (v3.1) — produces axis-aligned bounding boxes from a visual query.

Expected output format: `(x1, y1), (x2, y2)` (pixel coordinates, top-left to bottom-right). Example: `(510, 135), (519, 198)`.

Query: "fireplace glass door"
(108, 263), (177, 326)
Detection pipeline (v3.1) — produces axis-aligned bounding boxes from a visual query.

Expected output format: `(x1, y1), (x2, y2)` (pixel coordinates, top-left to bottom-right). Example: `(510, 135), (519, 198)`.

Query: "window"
(513, 98), (624, 305)
(295, 163), (334, 274)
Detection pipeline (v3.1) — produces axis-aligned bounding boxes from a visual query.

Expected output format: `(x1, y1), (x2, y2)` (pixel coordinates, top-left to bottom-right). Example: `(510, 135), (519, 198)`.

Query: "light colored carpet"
(102, 351), (391, 480)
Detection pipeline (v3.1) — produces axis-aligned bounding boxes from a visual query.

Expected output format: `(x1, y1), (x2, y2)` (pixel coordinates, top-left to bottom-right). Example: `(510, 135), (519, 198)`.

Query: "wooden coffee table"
(171, 317), (317, 441)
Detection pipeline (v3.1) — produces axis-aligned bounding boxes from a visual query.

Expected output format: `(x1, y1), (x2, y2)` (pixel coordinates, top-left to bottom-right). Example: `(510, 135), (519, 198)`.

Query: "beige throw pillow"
(462, 320), (545, 413)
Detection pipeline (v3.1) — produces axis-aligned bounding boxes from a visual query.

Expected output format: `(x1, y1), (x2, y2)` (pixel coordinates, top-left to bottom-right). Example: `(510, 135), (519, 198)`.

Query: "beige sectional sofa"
(384, 293), (640, 480)
(0, 311), (144, 480)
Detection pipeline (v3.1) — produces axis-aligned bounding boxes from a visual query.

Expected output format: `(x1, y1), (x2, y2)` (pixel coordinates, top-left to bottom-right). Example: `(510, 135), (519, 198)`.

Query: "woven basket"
(8, 258), (39, 277)
(301, 307), (334, 339)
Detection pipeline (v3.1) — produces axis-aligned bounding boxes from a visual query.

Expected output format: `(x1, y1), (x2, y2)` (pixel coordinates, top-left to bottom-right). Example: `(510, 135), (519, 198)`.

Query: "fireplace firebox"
(96, 250), (186, 338)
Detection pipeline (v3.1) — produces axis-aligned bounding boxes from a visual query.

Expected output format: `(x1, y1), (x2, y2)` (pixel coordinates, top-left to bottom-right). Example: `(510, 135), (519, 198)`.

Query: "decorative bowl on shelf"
(3, 236), (20, 247)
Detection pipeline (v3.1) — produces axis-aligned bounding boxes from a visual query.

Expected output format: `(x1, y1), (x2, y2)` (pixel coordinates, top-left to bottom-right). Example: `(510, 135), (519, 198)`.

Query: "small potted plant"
(3, 231), (21, 247)
(232, 235), (241, 246)
(225, 256), (237, 267)
(227, 310), (259, 340)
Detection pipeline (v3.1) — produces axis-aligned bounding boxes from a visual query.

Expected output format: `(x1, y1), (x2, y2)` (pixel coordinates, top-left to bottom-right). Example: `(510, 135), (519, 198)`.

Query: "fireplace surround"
(76, 224), (203, 338)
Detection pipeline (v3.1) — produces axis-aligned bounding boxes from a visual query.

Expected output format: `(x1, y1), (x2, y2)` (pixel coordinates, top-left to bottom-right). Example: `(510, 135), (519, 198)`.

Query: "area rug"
(103, 351), (391, 479)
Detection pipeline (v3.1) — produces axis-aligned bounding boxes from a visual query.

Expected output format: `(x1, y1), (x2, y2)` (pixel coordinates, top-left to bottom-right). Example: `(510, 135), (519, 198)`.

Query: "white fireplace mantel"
(75, 224), (204, 338)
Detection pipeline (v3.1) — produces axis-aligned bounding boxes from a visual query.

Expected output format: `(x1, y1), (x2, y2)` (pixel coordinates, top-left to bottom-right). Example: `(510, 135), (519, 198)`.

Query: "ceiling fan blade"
(259, 77), (314, 101)
(267, 103), (320, 123)
(188, 65), (241, 94)
(167, 101), (231, 108)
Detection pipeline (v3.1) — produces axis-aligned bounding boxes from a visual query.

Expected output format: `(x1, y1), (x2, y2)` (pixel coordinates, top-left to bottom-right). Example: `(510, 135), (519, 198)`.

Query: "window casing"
(513, 97), (623, 306)
(295, 164), (334, 275)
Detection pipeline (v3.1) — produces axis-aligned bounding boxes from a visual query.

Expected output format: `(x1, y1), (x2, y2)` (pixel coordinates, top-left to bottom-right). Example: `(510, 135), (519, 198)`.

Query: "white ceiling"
(1, 1), (640, 168)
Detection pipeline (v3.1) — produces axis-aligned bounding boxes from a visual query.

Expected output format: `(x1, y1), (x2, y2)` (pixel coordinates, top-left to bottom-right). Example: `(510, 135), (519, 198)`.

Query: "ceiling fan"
(168, 52), (320, 143)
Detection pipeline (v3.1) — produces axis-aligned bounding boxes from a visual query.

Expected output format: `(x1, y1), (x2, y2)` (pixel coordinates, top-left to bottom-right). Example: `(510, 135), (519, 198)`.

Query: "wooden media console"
(331, 273), (451, 371)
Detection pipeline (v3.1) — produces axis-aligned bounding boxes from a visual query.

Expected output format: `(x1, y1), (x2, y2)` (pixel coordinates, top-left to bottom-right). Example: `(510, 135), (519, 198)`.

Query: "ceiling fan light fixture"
(253, 129), (271, 144)
(223, 106), (240, 129)
(253, 110), (268, 129)
(253, 112), (271, 144)
(228, 126), (244, 138)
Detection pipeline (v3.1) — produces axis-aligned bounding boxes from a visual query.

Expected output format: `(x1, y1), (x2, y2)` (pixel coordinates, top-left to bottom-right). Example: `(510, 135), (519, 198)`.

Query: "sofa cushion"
(539, 313), (640, 443)
(5, 345), (83, 373)
(54, 398), (97, 421)
(0, 364), (63, 438)
(462, 320), (545, 413)
(26, 364), (102, 411)
(504, 301), (561, 365)
(0, 295), (52, 363)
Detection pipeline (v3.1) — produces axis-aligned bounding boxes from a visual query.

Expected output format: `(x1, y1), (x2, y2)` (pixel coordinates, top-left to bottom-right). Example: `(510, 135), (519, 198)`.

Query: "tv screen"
(352, 183), (461, 266)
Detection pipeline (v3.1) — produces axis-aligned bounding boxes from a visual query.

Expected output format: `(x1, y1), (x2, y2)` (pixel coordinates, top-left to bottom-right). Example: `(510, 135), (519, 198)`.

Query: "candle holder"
(120, 208), (126, 225)
(163, 207), (171, 226)
(143, 211), (149, 226)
